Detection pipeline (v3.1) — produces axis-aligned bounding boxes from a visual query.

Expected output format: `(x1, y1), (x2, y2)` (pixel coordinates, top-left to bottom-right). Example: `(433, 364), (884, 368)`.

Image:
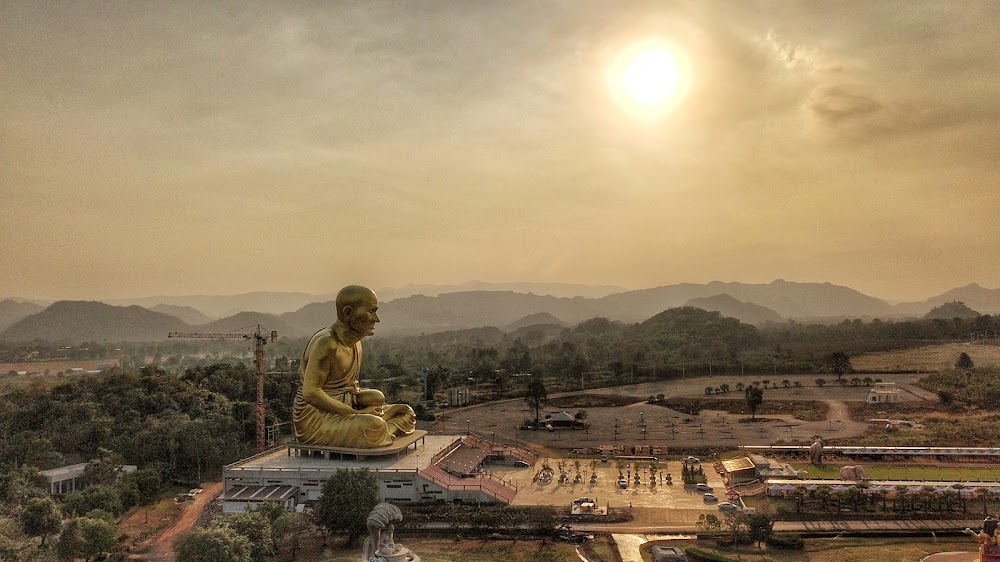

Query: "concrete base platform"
(288, 430), (428, 461)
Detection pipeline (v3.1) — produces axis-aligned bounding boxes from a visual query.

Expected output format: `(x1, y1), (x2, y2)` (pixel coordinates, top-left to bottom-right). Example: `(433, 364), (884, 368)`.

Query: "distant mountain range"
(149, 304), (213, 325)
(104, 291), (334, 318)
(375, 281), (628, 301)
(2, 280), (999, 343)
(0, 299), (46, 332)
(0, 301), (188, 342)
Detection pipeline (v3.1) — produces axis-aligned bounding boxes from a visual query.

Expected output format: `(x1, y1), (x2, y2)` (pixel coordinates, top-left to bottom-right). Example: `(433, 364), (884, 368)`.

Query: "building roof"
(40, 463), (137, 481)
(720, 457), (755, 473)
(223, 485), (298, 502)
(226, 434), (460, 472)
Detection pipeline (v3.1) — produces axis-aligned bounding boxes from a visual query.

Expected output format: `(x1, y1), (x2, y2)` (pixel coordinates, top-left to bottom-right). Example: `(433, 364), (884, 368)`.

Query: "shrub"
(685, 546), (740, 562)
(766, 533), (805, 550)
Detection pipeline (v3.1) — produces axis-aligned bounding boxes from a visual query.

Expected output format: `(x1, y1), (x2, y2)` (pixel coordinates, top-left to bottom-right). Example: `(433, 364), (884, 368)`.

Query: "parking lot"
(495, 457), (729, 524)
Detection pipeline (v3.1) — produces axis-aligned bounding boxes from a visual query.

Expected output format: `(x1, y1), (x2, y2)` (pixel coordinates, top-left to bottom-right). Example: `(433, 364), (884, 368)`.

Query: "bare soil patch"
(547, 394), (644, 409)
(659, 397), (830, 422)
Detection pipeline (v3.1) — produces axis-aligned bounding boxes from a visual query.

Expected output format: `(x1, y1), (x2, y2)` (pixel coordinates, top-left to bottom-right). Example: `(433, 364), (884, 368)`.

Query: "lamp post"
(466, 419), (471, 435)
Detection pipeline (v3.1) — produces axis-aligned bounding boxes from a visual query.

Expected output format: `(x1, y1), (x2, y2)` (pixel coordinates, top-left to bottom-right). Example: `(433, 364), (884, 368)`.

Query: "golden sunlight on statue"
(292, 285), (415, 448)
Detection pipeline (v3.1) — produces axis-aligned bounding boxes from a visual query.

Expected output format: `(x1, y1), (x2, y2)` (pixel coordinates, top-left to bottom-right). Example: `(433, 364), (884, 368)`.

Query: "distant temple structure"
(866, 382), (901, 404)
(221, 433), (536, 514)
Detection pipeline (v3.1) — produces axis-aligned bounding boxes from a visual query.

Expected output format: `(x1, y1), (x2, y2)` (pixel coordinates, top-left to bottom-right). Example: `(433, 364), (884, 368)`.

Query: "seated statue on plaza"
(292, 285), (415, 449)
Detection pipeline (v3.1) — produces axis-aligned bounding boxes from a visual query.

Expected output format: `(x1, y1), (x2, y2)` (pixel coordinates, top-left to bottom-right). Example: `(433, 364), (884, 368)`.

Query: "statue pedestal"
(374, 546), (418, 562)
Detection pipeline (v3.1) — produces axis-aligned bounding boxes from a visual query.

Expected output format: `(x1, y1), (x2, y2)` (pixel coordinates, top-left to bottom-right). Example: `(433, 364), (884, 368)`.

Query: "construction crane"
(168, 325), (277, 452)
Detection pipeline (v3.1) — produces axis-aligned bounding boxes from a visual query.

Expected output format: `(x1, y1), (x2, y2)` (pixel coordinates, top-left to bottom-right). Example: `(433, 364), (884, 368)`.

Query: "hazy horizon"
(4, 2), (999, 303)
(3, 278), (996, 308)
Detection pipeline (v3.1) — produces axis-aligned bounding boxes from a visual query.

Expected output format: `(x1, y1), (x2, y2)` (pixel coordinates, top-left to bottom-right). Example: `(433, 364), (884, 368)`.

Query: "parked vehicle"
(695, 483), (713, 492)
(703, 493), (718, 502)
(683, 456), (700, 464)
(718, 502), (739, 511)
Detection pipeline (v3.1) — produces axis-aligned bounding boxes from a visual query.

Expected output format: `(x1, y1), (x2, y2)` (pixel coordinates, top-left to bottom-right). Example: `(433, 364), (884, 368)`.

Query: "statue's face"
(346, 292), (380, 337)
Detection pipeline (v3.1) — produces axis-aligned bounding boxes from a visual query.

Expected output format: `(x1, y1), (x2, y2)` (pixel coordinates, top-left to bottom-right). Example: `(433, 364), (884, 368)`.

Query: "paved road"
(575, 518), (983, 535)
(922, 553), (979, 562)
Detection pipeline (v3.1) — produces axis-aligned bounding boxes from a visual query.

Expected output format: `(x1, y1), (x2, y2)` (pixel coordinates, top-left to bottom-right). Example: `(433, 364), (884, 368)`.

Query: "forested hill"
(891, 284), (1000, 316)
(0, 363), (294, 480)
(923, 301), (980, 320)
(0, 301), (189, 342)
(0, 299), (45, 331)
(684, 294), (783, 325)
(198, 311), (308, 338)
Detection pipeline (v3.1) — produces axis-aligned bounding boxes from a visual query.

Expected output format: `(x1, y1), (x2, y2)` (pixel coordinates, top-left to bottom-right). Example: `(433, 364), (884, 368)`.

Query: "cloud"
(804, 83), (930, 141)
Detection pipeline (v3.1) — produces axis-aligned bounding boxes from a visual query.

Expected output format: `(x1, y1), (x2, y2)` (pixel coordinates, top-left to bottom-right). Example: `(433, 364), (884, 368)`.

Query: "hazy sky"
(3, 1), (999, 302)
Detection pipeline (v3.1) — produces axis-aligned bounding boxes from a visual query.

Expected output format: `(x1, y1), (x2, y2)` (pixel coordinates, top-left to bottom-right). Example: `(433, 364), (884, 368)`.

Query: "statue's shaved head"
(336, 285), (377, 323)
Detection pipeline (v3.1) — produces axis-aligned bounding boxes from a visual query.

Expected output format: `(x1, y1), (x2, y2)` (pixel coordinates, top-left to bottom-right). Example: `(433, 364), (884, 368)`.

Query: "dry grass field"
(852, 343), (1000, 372)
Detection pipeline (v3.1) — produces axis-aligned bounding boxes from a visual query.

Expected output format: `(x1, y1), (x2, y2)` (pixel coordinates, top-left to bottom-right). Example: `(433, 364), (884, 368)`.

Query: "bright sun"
(610, 40), (690, 116)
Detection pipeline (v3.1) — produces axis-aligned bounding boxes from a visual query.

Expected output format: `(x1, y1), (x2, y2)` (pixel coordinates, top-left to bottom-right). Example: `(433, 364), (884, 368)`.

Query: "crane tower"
(168, 325), (277, 452)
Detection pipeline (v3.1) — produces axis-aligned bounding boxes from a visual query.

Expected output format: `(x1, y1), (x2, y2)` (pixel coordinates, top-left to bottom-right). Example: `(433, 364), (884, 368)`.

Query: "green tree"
(120, 468), (161, 523)
(219, 511), (274, 562)
(19, 496), (62, 546)
(62, 485), (123, 517)
(273, 512), (311, 561)
(722, 511), (746, 544)
(313, 469), (379, 546)
(525, 375), (547, 424)
(744, 385), (764, 420)
(957, 352), (975, 369)
(81, 448), (126, 487)
(174, 527), (252, 562)
(696, 513), (721, 533)
(746, 513), (773, 548)
(57, 516), (118, 562)
(827, 352), (853, 380)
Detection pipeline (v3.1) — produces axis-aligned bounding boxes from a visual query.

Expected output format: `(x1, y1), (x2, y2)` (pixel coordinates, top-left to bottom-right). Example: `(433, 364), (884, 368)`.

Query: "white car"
(695, 483), (713, 492)
(683, 456), (700, 464)
(618, 479), (628, 489)
(703, 493), (718, 502)
(718, 502), (740, 512)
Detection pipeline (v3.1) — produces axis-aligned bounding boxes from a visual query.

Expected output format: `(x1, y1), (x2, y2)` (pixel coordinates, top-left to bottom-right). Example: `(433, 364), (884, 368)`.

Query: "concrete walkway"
(611, 534), (697, 562)
(611, 534), (647, 562)
(921, 553), (979, 562)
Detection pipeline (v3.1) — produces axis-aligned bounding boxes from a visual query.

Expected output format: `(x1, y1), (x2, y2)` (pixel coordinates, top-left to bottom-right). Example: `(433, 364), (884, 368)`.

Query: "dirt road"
(143, 481), (222, 562)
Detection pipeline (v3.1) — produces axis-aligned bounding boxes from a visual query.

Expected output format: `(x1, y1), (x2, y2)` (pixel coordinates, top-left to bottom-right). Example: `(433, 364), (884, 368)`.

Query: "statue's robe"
(292, 332), (414, 448)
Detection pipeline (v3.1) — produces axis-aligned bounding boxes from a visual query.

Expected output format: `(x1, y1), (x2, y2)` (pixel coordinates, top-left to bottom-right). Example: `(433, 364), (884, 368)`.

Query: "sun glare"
(610, 40), (690, 116)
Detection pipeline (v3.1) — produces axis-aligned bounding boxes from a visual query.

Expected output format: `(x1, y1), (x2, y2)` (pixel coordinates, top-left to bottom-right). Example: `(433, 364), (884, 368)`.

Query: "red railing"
(417, 465), (518, 504)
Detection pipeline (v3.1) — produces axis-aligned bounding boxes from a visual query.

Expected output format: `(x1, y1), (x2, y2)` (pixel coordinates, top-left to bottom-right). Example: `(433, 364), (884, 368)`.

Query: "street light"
(466, 419), (471, 435)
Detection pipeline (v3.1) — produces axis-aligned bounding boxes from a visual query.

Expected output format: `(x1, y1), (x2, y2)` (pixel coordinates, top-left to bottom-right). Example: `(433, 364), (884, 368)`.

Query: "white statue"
(362, 502), (419, 562)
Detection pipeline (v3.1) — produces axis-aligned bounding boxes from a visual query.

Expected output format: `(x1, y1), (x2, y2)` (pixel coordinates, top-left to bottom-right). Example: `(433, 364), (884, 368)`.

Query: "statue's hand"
(360, 405), (384, 416)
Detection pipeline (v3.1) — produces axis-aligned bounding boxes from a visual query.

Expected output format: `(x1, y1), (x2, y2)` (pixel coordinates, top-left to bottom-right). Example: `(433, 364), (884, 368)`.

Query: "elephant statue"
(839, 464), (870, 481)
(809, 438), (824, 465)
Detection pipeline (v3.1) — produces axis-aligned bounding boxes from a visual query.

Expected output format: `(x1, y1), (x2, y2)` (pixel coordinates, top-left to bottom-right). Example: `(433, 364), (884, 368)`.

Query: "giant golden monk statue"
(292, 285), (415, 448)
